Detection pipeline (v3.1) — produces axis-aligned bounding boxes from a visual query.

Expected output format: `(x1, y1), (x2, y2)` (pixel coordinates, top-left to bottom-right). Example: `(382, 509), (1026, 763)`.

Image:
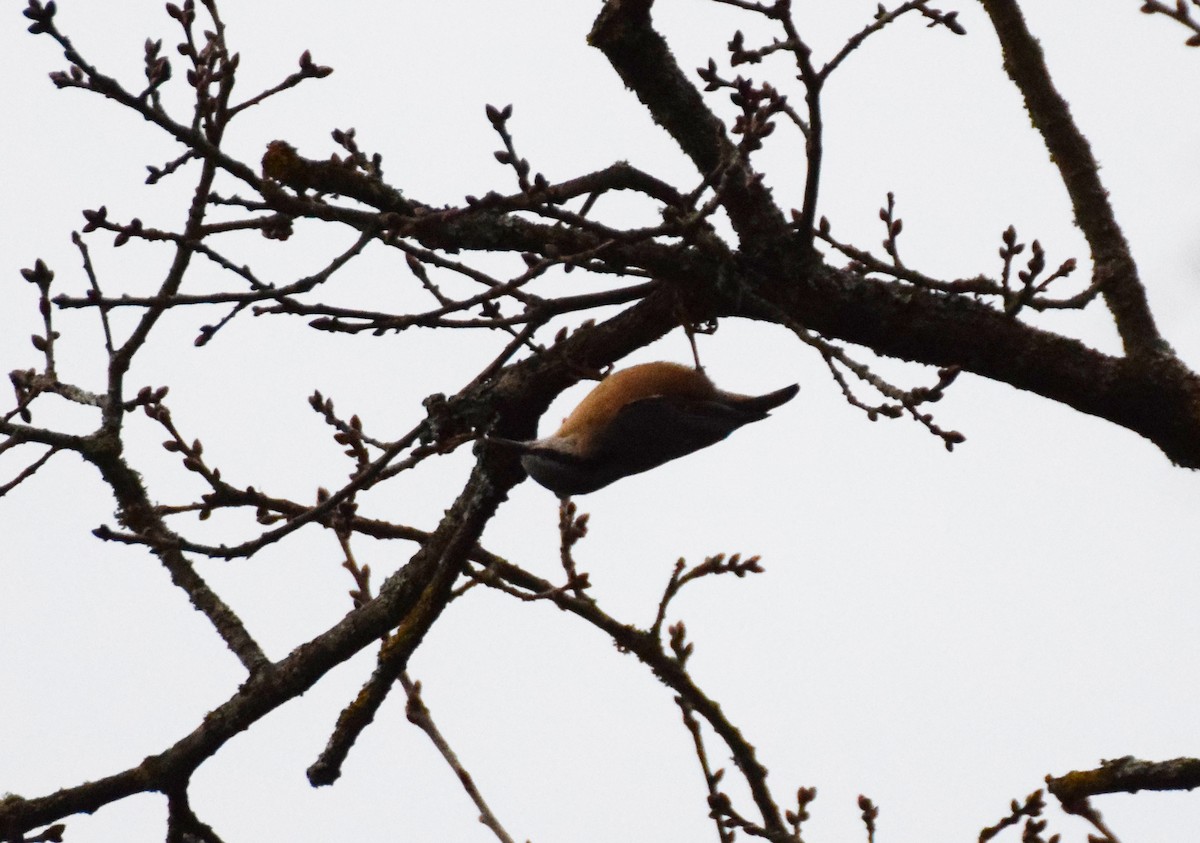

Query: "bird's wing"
(591, 395), (755, 472)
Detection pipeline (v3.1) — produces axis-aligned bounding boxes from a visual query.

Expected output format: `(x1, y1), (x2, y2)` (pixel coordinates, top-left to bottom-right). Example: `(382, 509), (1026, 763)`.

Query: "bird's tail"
(482, 434), (537, 453)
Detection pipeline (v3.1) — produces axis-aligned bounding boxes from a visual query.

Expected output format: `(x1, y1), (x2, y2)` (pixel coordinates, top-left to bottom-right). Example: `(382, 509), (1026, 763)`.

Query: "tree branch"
(589, 0), (794, 252)
(1047, 755), (1200, 804)
(978, 0), (1162, 356)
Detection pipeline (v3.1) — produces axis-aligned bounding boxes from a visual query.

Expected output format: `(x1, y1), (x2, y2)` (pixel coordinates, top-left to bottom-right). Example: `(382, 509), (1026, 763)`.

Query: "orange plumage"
(553, 362), (719, 453)
(492, 361), (799, 497)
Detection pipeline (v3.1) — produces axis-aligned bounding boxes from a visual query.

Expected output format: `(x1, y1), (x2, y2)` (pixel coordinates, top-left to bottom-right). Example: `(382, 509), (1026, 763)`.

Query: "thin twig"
(0, 446), (61, 498)
(676, 696), (736, 843)
(400, 674), (518, 843)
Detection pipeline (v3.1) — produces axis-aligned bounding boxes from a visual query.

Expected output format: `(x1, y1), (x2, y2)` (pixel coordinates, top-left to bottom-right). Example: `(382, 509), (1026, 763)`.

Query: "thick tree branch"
(978, 0), (1162, 356)
(589, 0), (795, 253)
(0, 283), (679, 837)
(9, 2), (1200, 838)
(0, 464), (510, 837)
(1047, 755), (1200, 805)
(262, 157), (1200, 466)
(745, 266), (1200, 467)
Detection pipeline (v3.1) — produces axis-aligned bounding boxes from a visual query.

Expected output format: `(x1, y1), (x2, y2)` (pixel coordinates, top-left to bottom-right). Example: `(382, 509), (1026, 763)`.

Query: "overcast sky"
(3, 2), (1200, 842)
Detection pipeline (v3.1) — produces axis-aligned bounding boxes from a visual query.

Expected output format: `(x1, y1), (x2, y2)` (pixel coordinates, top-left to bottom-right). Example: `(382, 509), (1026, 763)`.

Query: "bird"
(490, 361), (799, 497)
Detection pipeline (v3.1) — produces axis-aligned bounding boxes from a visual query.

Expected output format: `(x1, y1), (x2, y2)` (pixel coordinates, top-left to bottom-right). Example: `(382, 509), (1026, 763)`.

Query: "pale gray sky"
(3, 2), (1199, 842)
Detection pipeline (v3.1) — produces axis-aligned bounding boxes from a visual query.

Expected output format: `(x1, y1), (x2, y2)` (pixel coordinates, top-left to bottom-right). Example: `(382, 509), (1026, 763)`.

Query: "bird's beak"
(738, 383), (800, 414)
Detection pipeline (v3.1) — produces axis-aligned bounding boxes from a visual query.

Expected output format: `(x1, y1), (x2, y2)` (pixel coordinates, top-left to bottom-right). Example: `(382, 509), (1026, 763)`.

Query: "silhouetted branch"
(400, 674), (518, 843)
(1047, 755), (1200, 803)
(465, 536), (793, 841)
(1138, 0), (1200, 45)
(6, 1), (1200, 840)
(979, 0), (1161, 355)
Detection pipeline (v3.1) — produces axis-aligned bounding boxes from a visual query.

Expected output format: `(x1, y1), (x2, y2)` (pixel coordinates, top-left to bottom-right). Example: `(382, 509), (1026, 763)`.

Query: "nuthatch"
(492, 361), (799, 497)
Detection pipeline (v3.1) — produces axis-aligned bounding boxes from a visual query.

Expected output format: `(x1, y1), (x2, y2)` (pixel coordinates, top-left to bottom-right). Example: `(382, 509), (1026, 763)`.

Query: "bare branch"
(1138, 0), (1200, 45)
(979, 0), (1162, 355)
(1047, 755), (1200, 804)
(401, 675), (518, 843)
(978, 790), (1045, 843)
(0, 445), (61, 498)
(466, 547), (791, 840)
